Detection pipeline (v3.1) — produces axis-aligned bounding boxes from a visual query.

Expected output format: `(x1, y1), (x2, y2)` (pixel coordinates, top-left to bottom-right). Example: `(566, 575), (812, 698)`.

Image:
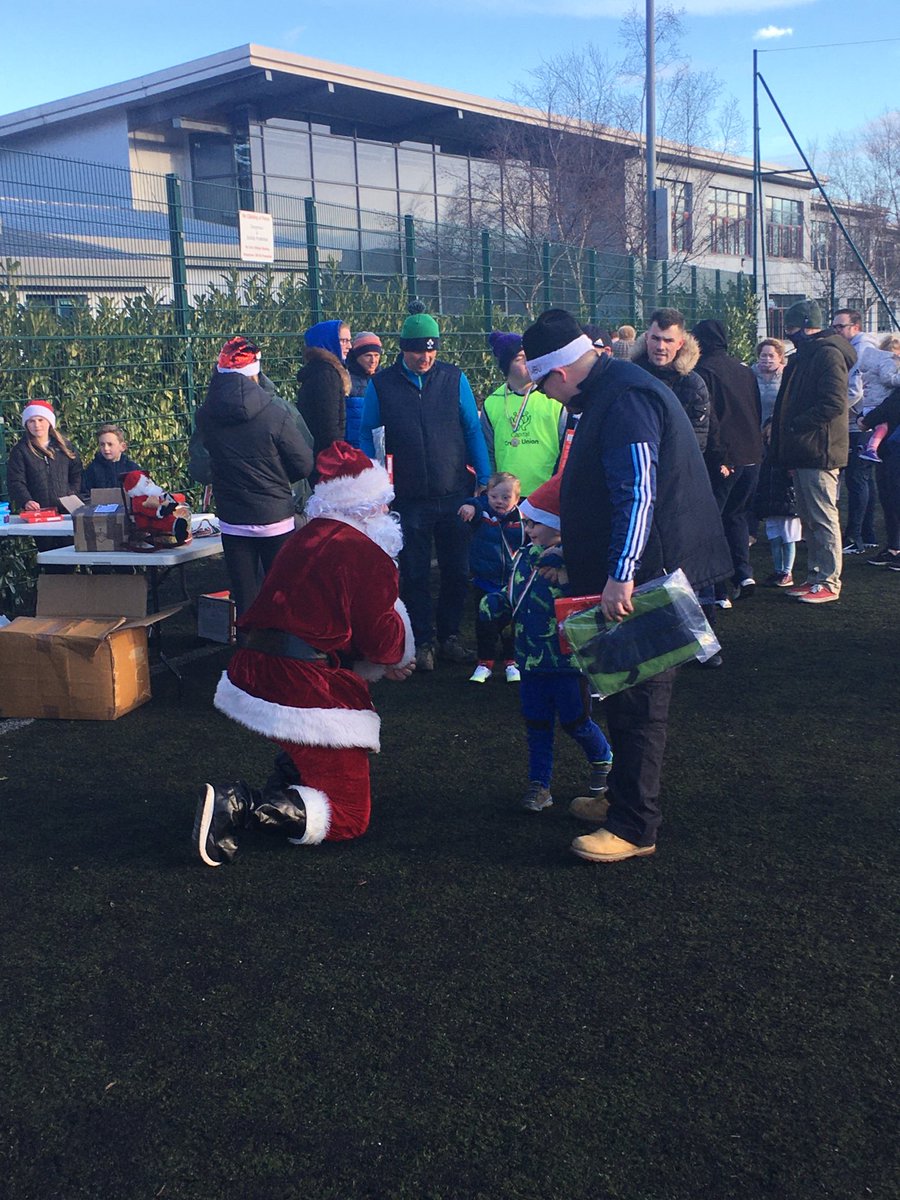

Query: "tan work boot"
(568, 794), (610, 823)
(571, 828), (656, 862)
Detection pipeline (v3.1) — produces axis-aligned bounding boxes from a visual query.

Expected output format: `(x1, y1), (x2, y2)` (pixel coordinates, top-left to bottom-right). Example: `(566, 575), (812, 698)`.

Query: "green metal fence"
(0, 146), (749, 499)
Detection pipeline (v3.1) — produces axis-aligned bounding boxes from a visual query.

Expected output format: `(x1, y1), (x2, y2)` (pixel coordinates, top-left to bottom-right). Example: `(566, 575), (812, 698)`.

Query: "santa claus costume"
(193, 441), (415, 866)
(122, 470), (191, 548)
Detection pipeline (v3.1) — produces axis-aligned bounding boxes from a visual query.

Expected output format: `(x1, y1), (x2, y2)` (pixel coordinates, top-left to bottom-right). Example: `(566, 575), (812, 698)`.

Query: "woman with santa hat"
(193, 441), (415, 867)
(192, 337), (314, 619)
(7, 399), (83, 515)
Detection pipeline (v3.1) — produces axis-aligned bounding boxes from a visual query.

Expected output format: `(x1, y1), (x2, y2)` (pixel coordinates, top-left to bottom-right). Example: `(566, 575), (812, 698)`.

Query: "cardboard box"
(0, 575), (180, 720)
(59, 489), (130, 552)
(197, 590), (236, 644)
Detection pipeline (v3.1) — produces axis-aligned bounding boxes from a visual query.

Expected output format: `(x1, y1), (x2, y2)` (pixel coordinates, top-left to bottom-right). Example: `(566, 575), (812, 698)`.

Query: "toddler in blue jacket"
(458, 471), (526, 683)
(480, 473), (612, 815)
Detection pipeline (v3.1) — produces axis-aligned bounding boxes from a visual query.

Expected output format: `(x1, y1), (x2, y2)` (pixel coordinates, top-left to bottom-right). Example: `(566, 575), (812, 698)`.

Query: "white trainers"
(504, 663), (521, 683)
(468, 663), (492, 684)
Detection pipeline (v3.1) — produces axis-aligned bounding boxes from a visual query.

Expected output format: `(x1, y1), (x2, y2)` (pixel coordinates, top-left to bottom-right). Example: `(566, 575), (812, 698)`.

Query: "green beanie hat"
(400, 300), (440, 350)
(783, 299), (823, 331)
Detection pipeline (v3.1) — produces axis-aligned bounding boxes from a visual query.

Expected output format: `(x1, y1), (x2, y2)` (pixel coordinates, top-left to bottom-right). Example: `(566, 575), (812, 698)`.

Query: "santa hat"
(22, 400), (57, 429)
(522, 309), (594, 383)
(488, 330), (522, 377)
(399, 301), (440, 351)
(519, 472), (562, 531)
(217, 336), (261, 376)
(306, 441), (393, 519)
(122, 470), (162, 498)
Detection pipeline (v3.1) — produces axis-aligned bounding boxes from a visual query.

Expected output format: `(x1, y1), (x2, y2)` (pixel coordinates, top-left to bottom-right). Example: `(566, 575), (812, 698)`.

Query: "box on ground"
(197, 590), (236, 644)
(0, 575), (181, 720)
(59, 488), (130, 551)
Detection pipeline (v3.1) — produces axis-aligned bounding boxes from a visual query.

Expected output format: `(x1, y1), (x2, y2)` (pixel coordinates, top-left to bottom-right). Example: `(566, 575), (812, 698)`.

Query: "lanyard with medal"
(504, 384), (532, 447)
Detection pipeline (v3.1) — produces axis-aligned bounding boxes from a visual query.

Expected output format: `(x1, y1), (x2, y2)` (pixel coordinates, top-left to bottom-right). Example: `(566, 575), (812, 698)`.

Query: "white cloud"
(755, 25), (794, 39)
(282, 26), (305, 46)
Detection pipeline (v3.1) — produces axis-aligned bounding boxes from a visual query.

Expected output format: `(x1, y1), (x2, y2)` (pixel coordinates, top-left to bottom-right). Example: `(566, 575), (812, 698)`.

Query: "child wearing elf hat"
(193, 440), (415, 867)
(480, 471), (613, 817)
(7, 400), (83, 514)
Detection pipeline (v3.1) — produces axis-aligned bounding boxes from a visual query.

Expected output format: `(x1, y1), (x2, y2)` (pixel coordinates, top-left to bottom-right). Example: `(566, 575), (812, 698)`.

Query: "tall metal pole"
(752, 49), (759, 298)
(646, 0), (657, 263)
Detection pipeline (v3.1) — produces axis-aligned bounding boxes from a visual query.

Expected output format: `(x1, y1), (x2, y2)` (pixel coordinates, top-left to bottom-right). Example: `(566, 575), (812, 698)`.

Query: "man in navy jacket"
(523, 309), (730, 863)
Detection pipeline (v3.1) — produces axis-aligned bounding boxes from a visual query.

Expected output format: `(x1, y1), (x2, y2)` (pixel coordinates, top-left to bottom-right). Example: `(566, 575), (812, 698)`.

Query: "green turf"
(1, 545), (898, 1200)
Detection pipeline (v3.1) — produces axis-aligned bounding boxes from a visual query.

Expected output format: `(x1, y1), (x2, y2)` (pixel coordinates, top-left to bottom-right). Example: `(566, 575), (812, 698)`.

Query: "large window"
(767, 197), (803, 259)
(662, 179), (693, 253)
(190, 134), (238, 224)
(709, 187), (751, 257)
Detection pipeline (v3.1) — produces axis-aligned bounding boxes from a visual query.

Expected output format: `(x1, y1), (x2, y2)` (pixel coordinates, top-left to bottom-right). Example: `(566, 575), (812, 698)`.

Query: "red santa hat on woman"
(306, 441), (394, 520)
(519, 471), (562, 531)
(216, 336), (261, 376)
(22, 400), (57, 428)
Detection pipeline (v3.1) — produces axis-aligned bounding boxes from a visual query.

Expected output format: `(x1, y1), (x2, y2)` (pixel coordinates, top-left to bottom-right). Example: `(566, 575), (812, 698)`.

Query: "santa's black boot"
(192, 780), (258, 867)
(253, 782), (308, 842)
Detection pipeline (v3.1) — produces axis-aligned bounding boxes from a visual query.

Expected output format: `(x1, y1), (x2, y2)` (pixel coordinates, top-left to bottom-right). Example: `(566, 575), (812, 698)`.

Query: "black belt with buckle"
(245, 629), (328, 662)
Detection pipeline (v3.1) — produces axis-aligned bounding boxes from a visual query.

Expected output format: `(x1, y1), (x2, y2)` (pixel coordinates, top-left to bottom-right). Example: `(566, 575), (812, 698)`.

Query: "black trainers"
(867, 548), (900, 567)
(192, 781), (255, 867)
(437, 635), (476, 664)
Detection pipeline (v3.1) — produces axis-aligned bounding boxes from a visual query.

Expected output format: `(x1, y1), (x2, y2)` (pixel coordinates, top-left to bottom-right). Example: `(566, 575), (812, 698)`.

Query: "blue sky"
(4, 0), (898, 168)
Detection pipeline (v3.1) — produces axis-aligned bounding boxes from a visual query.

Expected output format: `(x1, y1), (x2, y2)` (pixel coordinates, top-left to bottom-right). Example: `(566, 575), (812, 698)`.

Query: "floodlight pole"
(645, 0), (658, 309)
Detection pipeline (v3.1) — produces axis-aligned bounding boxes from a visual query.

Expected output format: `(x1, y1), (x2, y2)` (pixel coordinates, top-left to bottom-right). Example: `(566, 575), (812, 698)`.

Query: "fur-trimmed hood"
(632, 331), (701, 377)
(298, 345), (351, 397)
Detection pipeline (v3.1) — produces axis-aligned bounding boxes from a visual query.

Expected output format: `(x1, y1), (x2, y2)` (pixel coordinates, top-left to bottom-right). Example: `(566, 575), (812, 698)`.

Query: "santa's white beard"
(127, 479), (164, 498)
(360, 510), (403, 559)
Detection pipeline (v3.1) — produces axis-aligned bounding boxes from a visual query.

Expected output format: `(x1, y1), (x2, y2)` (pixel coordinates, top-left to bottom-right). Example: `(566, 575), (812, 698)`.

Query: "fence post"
(661, 261), (669, 308)
(715, 269), (722, 316)
(690, 266), (698, 325)
(626, 256), (637, 326)
(165, 173), (196, 417)
(304, 197), (322, 326)
(542, 241), (552, 310)
(587, 249), (598, 323)
(404, 215), (418, 303)
(481, 230), (493, 335)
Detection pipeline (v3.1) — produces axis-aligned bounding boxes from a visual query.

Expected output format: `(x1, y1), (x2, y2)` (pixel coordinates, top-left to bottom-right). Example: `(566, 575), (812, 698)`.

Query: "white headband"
(525, 335), (595, 383)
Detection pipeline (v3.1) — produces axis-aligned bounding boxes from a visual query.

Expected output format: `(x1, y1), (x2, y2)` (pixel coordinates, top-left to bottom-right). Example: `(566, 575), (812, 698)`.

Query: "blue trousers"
(843, 430), (878, 545)
(520, 671), (611, 787)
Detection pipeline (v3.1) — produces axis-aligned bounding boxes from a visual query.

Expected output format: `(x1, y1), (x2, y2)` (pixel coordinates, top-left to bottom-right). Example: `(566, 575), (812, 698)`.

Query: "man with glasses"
(832, 309), (879, 554)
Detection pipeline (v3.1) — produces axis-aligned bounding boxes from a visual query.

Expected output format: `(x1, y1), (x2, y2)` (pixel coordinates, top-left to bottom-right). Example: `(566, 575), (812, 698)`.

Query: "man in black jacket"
(692, 318), (764, 600)
(769, 300), (854, 604)
(523, 309), (730, 863)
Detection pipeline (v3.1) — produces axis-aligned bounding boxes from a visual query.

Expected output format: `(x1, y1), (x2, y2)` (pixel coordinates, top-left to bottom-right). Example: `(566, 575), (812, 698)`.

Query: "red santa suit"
(212, 443), (414, 843)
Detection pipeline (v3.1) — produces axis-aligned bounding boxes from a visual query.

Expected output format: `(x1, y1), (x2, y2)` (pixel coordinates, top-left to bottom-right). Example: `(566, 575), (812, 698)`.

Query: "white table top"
(1, 513), (218, 539)
(37, 536), (222, 568)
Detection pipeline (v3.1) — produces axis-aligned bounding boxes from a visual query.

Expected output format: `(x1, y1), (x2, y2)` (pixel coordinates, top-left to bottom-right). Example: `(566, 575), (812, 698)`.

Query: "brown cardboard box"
(197, 591), (236, 644)
(0, 575), (181, 720)
(59, 489), (130, 552)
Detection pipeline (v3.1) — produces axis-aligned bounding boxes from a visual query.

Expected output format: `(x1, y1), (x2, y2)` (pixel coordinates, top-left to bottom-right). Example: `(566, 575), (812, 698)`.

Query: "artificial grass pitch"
(0, 546), (898, 1200)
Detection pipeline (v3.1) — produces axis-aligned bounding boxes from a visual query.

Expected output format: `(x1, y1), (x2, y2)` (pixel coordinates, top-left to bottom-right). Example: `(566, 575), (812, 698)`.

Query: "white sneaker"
(468, 664), (492, 684)
(504, 663), (521, 683)
(715, 598), (733, 610)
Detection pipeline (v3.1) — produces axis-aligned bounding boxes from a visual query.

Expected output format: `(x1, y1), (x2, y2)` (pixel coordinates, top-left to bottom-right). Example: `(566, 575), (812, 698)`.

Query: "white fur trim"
(525, 335), (594, 382)
(519, 497), (560, 530)
(214, 672), (381, 751)
(309, 462), (393, 513)
(216, 361), (260, 376)
(351, 597), (415, 681)
(22, 401), (56, 428)
(288, 785), (331, 844)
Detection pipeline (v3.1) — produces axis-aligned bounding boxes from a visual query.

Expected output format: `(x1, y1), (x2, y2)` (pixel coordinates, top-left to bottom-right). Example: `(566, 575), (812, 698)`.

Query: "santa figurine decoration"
(122, 470), (192, 550)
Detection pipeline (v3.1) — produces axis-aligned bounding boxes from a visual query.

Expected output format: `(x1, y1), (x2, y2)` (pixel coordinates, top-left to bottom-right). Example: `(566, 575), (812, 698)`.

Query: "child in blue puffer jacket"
(458, 472), (526, 684)
(480, 473), (612, 816)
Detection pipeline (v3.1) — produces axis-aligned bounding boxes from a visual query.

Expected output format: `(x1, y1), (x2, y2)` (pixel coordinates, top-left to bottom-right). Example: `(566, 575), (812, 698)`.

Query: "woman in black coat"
(7, 399), (82, 512)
